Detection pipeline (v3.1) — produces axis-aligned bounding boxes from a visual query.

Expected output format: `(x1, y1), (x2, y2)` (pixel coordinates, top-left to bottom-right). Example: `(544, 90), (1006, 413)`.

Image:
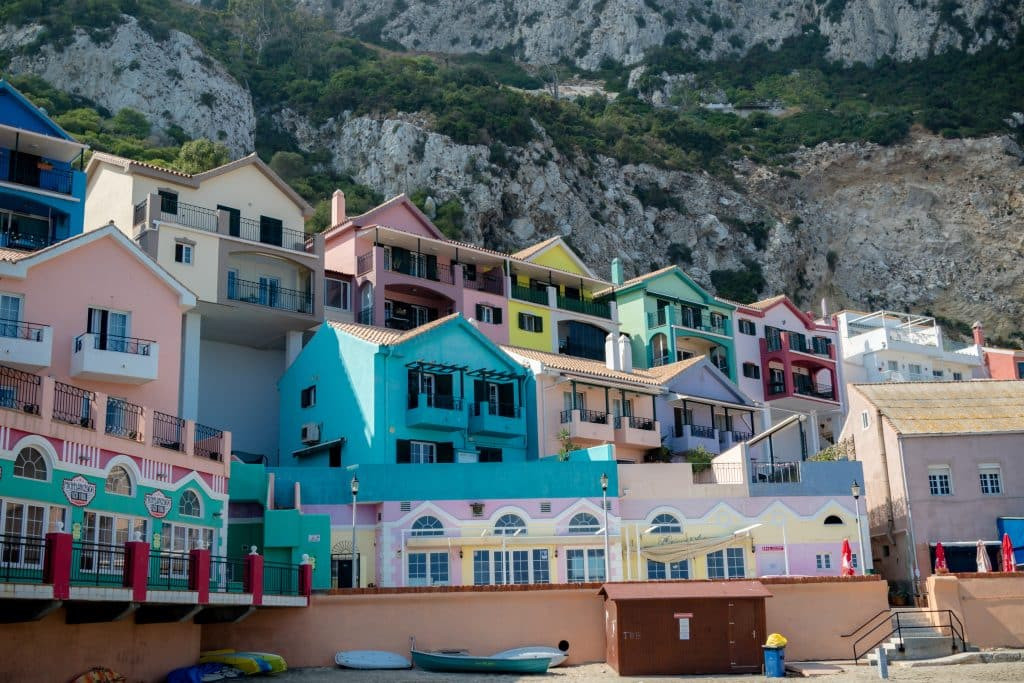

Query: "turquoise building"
(278, 314), (531, 467)
(597, 263), (737, 378)
(0, 80), (87, 246)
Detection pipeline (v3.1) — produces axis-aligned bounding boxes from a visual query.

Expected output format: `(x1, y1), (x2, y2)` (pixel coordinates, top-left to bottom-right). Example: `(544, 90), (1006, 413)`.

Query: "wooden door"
(727, 600), (762, 672)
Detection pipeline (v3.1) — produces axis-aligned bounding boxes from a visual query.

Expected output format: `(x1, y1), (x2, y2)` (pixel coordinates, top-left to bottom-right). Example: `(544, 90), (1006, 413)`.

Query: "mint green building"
(597, 262), (737, 378)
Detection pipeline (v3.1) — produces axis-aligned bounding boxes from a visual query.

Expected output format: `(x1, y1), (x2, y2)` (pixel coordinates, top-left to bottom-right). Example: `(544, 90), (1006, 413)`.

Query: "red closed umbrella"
(934, 542), (949, 574)
(1002, 533), (1015, 572)
(840, 538), (855, 577)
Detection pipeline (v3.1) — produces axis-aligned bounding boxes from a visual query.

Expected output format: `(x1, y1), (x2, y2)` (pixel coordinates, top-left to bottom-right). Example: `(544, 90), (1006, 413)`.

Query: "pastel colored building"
(974, 322), (1024, 380)
(731, 295), (844, 455)
(835, 309), (983, 387)
(841, 380), (1024, 593)
(0, 80), (87, 249)
(597, 263), (736, 378)
(85, 152), (322, 460)
(0, 226), (230, 581)
(320, 192), (618, 357)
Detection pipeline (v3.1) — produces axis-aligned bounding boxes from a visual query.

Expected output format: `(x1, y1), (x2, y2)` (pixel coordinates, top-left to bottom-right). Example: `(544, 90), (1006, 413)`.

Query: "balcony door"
(259, 216), (283, 247)
(10, 151), (41, 187)
(1, 499), (65, 566)
(88, 307), (130, 352)
(217, 205), (241, 236)
(258, 277), (280, 307)
(0, 293), (22, 338)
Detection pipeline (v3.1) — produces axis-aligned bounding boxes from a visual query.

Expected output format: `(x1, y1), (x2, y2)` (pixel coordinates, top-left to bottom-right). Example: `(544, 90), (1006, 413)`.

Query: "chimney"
(972, 321), (985, 347)
(820, 297), (829, 318)
(331, 189), (347, 226)
(617, 334), (633, 373)
(611, 258), (624, 286)
(605, 333), (620, 371)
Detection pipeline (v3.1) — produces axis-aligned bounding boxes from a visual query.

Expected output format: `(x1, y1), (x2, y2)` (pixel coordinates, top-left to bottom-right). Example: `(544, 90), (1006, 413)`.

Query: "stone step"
(866, 635), (966, 663)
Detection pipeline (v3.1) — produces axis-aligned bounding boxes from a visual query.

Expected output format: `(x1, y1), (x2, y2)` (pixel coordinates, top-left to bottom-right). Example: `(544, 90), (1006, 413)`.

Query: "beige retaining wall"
(928, 573), (1024, 648)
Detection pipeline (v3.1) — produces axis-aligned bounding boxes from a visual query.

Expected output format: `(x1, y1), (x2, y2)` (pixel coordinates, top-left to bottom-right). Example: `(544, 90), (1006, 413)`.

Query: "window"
(13, 447), (47, 481)
(562, 391), (586, 412)
(410, 441), (436, 464)
(174, 243), (193, 265)
(566, 548), (605, 582)
(882, 545), (891, 557)
(824, 515), (843, 525)
(1018, 362), (1024, 379)
(407, 551), (449, 585)
(162, 523), (215, 556)
(812, 337), (831, 355)
(158, 190), (178, 214)
(953, 372), (963, 381)
(494, 513), (526, 535)
(88, 308), (131, 352)
(474, 304), (502, 325)
(473, 548), (549, 585)
(647, 559), (689, 580)
(179, 490), (202, 517)
(742, 362), (761, 379)
(300, 385), (316, 408)
(104, 466), (133, 496)
(852, 553), (859, 569)
(979, 465), (1002, 495)
(0, 292), (23, 338)
(649, 513), (681, 534)
(861, 411), (870, 430)
(568, 512), (600, 534)
(887, 360), (899, 371)
(517, 312), (543, 333)
(324, 277), (350, 310)
(707, 548), (746, 579)
(738, 319), (756, 335)
(932, 370), (944, 378)
(816, 553), (832, 570)
(478, 447), (502, 463)
(473, 550), (491, 585)
(908, 363), (923, 375)
(928, 466), (952, 496)
(411, 515), (444, 536)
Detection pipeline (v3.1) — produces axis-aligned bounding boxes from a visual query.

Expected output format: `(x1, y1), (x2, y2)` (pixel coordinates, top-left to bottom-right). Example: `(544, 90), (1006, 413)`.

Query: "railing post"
(245, 546), (264, 606)
(94, 391), (108, 435)
(298, 554), (313, 598)
(40, 376), (55, 422)
(123, 538), (150, 602)
(190, 545), (211, 604)
(546, 285), (558, 309)
(184, 419), (197, 457)
(44, 530), (73, 600)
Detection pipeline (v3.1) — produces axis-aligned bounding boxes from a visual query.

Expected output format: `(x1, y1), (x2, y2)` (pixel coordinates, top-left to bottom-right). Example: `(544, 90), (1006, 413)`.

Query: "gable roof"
(853, 380), (1024, 436)
(86, 152), (314, 217)
(501, 345), (667, 389)
(0, 224), (196, 308)
(510, 236), (596, 278)
(659, 356), (759, 407)
(596, 266), (732, 310)
(510, 235), (561, 260)
(325, 193), (444, 240)
(0, 80), (76, 141)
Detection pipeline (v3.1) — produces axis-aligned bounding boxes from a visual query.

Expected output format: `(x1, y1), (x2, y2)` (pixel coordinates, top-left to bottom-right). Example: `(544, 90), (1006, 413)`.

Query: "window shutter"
(396, 439), (411, 464)
(425, 254), (438, 281)
(407, 370), (419, 407)
(498, 383), (515, 416)
(493, 307), (502, 324)
(436, 442), (455, 463)
(518, 312), (526, 330)
(475, 304), (484, 320)
(536, 316), (543, 333)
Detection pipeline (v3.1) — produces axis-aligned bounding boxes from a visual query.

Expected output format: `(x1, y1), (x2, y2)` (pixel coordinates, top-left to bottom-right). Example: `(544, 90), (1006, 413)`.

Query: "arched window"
(179, 490), (201, 518)
(494, 513), (526, 535)
(13, 447), (47, 481)
(360, 282), (373, 321)
(105, 465), (133, 496)
(649, 513), (681, 534)
(651, 333), (669, 365)
(824, 515), (844, 525)
(568, 512), (601, 534)
(411, 515), (444, 537)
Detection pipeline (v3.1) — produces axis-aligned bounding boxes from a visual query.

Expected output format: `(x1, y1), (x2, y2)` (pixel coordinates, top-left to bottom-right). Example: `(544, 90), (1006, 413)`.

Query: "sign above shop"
(62, 475), (96, 507)
(145, 490), (173, 518)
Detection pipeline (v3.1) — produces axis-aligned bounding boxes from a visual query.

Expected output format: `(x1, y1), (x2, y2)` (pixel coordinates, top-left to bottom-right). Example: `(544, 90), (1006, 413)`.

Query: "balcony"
(465, 271), (504, 296)
(0, 150), (74, 196)
(750, 460), (801, 484)
(469, 402), (523, 437)
(613, 415), (661, 449)
(227, 277), (313, 315)
(668, 423), (721, 454)
(70, 333), (158, 384)
(0, 320), (52, 370)
(511, 283), (548, 305)
(647, 306), (729, 336)
(559, 408), (614, 443)
(793, 382), (837, 401)
(406, 393), (467, 431)
(0, 210), (59, 251)
(556, 295), (611, 319)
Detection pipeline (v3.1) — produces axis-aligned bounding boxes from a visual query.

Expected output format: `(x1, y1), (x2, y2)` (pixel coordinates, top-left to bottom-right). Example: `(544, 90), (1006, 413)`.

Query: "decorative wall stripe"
(0, 426), (9, 451)
(211, 474), (227, 494)
(62, 440), (100, 468)
(140, 459), (173, 483)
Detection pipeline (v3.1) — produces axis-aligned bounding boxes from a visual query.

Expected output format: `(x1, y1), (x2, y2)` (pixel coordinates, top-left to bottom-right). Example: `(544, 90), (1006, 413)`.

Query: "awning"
(599, 580), (772, 600)
(639, 530), (754, 564)
(668, 393), (759, 411)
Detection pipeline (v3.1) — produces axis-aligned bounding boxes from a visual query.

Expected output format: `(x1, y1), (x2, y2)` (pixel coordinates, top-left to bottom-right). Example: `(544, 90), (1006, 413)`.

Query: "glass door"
(0, 294), (21, 338)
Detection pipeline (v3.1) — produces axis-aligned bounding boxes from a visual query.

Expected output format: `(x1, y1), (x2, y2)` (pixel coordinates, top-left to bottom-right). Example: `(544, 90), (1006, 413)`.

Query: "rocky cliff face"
(0, 17), (255, 156)
(299, 0), (1022, 67)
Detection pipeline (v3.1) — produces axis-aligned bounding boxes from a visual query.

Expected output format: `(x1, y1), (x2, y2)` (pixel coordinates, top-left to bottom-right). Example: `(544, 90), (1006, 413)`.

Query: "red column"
(189, 547), (211, 604)
(298, 560), (313, 598)
(44, 532), (73, 600)
(780, 333), (794, 396)
(245, 550), (264, 606)
(123, 540), (150, 602)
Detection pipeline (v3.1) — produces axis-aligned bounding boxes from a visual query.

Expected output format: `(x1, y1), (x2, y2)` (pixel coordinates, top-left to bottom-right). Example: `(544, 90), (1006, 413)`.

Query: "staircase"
(844, 608), (971, 663)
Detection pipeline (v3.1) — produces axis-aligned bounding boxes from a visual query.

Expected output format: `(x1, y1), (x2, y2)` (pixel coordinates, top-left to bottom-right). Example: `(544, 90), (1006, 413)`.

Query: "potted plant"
(685, 445), (714, 473)
(556, 428), (577, 462)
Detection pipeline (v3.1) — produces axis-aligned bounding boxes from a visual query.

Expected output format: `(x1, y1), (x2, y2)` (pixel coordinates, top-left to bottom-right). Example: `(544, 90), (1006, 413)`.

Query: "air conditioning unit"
(300, 422), (320, 444)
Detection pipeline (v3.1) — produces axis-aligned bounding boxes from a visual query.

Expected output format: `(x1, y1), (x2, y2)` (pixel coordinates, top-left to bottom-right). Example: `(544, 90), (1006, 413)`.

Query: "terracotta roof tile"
(500, 345), (668, 387)
(510, 235), (562, 260)
(0, 247), (33, 262)
(327, 313), (461, 346)
(853, 380), (1024, 435)
(594, 265), (677, 297)
(748, 294), (789, 310)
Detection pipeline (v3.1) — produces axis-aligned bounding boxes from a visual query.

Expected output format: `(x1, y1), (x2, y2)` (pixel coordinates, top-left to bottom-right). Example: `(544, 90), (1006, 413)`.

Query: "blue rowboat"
(411, 649), (552, 674)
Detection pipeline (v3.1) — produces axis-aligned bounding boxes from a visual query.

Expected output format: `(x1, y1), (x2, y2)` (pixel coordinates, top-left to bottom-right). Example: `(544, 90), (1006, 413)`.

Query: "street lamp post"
(350, 475), (359, 588)
(851, 479), (867, 576)
(601, 472), (610, 581)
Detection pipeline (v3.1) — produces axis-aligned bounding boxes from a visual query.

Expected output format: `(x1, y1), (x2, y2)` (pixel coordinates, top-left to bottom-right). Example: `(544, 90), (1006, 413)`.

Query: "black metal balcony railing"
(209, 555), (247, 594)
(0, 318), (46, 342)
(133, 200), (147, 227)
(0, 153), (75, 195)
(468, 273), (504, 296)
(227, 277), (313, 314)
(750, 461), (801, 484)
(152, 411), (185, 452)
(471, 402), (520, 418)
(263, 561), (300, 596)
(105, 398), (143, 441)
(148, 550), (191, 591)
(386, 254), (455, 285)
(75, 333), (153, 356)
(0, 534), (46, 584)
(648, 307), (730, 335)
(511, 284), (548, 305)
(689, 424), (716, 439)
(356, 252), (373, 275)
(71, 541), (126, 586)
(615, 415), (656, 431)
(408, 393), (462, 410)
(560, 408), (608, 425)
(236, 216), (308, 252)
(53, 381), (95, 429)
(161, 201), (219, 232)
(385, 317), (415, 331)
(794, 382), (836, 400)
(0, 364), (42, 414)
(557, 295), (611, 319)
(730, 430), (754, 442)
(767, 381), (786, 395)
(194, 423), (224, 461)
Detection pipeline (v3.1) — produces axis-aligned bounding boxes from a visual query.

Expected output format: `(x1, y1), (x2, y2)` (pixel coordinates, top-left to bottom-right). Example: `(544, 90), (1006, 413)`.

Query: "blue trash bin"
(763, 646), (786, 677)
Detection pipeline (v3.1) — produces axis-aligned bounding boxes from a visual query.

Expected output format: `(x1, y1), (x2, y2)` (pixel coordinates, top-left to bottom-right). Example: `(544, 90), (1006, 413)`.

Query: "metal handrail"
(850, 609), (966, 664)
(74, 332), (154, 356)
(194, 423), (223, 461)
(0, 318), (46, 341)
(0, 364), (41, 415)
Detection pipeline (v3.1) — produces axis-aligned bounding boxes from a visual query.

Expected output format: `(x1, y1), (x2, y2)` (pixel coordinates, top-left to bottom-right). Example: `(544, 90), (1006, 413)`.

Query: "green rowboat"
(410, 649), (551, 674)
